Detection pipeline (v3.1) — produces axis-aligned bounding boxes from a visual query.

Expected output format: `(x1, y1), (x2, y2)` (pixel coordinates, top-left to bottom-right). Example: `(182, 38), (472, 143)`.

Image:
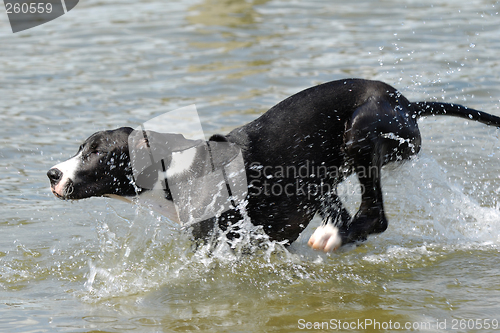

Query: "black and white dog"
(47, 79), (500, 252)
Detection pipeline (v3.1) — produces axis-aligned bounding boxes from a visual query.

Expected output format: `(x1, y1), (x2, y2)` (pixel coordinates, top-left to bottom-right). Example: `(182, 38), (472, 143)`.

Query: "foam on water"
(80, 154), (500, 301)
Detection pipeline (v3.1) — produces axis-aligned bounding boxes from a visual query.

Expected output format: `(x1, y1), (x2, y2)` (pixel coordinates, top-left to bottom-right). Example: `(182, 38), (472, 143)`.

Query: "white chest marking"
(165, 148), (197, 178)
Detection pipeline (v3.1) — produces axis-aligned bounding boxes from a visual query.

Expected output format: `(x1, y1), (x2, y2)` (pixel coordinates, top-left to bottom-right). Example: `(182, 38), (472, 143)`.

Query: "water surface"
(1, 0), (500, 331)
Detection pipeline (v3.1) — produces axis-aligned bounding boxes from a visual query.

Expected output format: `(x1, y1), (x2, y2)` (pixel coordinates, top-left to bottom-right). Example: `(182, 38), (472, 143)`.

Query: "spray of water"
(80, 154), (500, 301)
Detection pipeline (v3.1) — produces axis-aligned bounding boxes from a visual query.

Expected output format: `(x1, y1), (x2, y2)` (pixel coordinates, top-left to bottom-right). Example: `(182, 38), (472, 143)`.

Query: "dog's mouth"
(51, 180), (74, 200)
(51, 189), (63, 199)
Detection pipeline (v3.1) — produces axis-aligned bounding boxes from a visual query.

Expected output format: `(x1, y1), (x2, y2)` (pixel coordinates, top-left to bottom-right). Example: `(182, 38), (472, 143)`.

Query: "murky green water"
(1, 0), (500, 331)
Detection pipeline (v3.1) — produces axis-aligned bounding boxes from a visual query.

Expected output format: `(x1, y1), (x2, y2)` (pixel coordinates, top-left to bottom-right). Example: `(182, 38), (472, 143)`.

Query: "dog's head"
(47, 127), (208, 201)
(47, 127), (136, 200)
(47, 127), (247, 225)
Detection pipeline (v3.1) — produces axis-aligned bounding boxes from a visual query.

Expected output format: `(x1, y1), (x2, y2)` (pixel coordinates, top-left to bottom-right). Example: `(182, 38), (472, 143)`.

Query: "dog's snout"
(47, 168), (63, 185)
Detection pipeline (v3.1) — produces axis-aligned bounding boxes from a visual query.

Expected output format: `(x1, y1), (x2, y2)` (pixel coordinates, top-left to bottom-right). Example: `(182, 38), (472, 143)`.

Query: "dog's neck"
(104, 135), (244, 226)
(105, 191), (180, 225)
(105, 168), (181, 224)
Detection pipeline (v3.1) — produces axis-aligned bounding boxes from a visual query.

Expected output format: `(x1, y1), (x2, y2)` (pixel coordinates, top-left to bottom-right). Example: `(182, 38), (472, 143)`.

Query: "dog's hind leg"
(336, 97), (420, 247)
(340, 106), (394, 246)
(342, 149), (388, 244)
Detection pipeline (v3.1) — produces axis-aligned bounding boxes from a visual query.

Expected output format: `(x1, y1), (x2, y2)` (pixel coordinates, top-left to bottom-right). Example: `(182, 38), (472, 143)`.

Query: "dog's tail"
(411, 101), (500, 128)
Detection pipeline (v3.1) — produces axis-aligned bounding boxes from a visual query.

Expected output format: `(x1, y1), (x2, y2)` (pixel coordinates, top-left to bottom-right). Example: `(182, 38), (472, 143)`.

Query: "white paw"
(307, 224), (342, 252)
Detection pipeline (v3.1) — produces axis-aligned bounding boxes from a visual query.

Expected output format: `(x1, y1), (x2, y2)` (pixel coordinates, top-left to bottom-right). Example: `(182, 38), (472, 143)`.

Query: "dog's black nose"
(47, 168), (63, 185)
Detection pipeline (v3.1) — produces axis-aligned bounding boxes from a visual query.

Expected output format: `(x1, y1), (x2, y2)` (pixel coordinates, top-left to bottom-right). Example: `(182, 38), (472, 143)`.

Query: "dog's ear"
(133, 162), (161, 190)
(129, 130), (202, 160)
(131, 131), (198, 149)
(128, 130), (203, 190)
(153, 132), (203, 153)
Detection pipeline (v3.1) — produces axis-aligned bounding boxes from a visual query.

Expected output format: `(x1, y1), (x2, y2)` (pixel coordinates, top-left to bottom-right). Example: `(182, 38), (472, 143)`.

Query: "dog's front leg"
(307, 175), (388, 252)
(308, 162), (388, 251)
(308, 194), (351, 252)
(308, 219), (342, 252)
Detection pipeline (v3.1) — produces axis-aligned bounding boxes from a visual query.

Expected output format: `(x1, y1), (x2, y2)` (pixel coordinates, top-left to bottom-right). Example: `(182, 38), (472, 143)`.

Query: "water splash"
(79, 154), (500, 302)
(381, 154), (500, 244)
(80, 200), (301, 302)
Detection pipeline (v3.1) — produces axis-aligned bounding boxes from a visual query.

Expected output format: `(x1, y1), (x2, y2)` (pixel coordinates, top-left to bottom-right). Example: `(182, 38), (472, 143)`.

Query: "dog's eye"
(82, 149), (103, 160)
(87, 143), (104, 155)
